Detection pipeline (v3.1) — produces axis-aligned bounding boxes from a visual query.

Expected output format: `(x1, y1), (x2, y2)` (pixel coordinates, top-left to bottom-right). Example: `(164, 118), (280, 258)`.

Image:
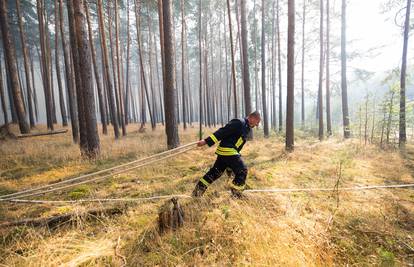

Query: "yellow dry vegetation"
(0, 123), (413, 266)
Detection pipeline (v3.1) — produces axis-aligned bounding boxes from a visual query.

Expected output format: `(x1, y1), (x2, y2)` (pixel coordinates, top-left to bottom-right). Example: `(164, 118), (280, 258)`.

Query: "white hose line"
(0, 146), (195, 201)
(5, 194), (192, 204)
(2, 183), (414, 205)
(0, 141), (198, 200)
(244, 183), (414, 193)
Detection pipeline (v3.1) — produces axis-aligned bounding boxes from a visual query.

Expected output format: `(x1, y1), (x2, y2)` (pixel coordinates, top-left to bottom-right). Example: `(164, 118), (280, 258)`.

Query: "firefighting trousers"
(198, 155), (248, 190)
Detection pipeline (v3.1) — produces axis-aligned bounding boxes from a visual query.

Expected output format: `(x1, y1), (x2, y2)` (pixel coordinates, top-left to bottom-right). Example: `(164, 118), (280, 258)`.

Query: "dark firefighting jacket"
(204, 118), (251, 156)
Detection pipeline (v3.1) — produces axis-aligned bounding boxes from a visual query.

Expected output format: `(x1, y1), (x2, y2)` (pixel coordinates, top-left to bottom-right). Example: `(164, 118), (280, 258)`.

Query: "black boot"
(230, 182), (245, 199)
(230, 188), (243, 199)
(192, 182), (207, 197)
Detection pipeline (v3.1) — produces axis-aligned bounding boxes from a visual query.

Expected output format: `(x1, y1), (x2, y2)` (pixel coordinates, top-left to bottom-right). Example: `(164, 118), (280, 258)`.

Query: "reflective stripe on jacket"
(204, 118), (251, 156)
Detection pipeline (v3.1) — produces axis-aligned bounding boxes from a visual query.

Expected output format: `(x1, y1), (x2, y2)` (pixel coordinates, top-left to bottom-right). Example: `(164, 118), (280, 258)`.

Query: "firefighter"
(192, 111), (261, 198)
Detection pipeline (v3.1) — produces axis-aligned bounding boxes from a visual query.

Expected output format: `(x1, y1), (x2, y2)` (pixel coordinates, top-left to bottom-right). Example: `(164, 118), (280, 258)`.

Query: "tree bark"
(29, 52), (39, 122)
(115, 0), (126, 136)
(181, 0), (187, 130)
(301, 0), (306, 128)
(161, 0), (180, 148)
(286, 0), (295, 151)
(253, 0), (258, 113)
(241, 0), (252, 136)
(125, 0), (131, 126)
(261, 0), (269, 137)
(235, 0), (244, 117)
(59, 0), (79, 142)
(277, 0), (283, 132)
(271, 1), (277, 131)
(0, 58), (8, 125)
(198, 0), (203, 139)
(4, 57), (18, 123)
(84, 0), (107, 135)
(54, 0), (68, 127)
(135, 0), (156, 130)
(45, 9), (57, 125)
(341, 0), (350, 138)
(154, 32), (165, 125)
(318, 0), (324, 141)
(37, 0), (54, 130)
(72, 0), (100, 158)
(67, 0), (88, 151)
(108, 3), (121, 132)
(15, 0), (35, 128)
(0, 0), (30, 134)
(147, 7), (158, 127)
(226, 0), (238, 118)
(97, 0), (120, 139)
(326, 0), (332, 136)
(399, 0), (412, 147)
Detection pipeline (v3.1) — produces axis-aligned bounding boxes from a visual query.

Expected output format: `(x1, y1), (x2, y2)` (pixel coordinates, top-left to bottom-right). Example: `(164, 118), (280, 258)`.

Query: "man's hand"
(197, 140), (206, 147)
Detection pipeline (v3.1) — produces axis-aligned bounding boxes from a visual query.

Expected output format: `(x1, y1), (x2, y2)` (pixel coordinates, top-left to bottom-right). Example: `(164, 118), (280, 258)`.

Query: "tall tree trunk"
(286, 0), (295, 151)
(97, 0), (119, 139)
(85, 0), (107, 135)
(386, 91), (395, 145)
(301, 0), (306, 128)
(54, 0), (68, 127)
(108, 3), (121, 131)
(253, 0), (258, 112)
(235, 0), (244, 117)
(218, 12), (224, 125)
(399, 0), (412, 147)
(4, 58), (18, 123)
(45, 8), (57, 125)
(29, 52), (39, 122)
(370, 96), (376, 143)
(72, 0), (100, 158)
(67, 0), (87, 150)
(16, 0), (35, 128)
(241, 0), (252, 137)
(198, 0), (203, 139)
(135, 0), (156, 130)
(115, 0), (126, 136)
(148, 7), (158, 127)
(204, 35), (210, 128)
(341, 0), (350, 138)
(160, 0), (180, 148)
(277, 0), (283, 132)
(0, 0), (30, 133)
(37, 0), (54, 130)
(0, 58), (8, 125)
(326, 0), (332, 136)
(318, 0), (324, 141)
(125, 0), (131, 126)
(185, 31), (193, 125)
(271, 1), (277, 131)
(154, 33), (165, 125)
(173, 15), (180, 126)
(59, 0), (79, 142)
(181, 0), (187, 130)
(261, 0), (269, 137)
(223, 7), (231, 122)
(227, 0), (238, 118)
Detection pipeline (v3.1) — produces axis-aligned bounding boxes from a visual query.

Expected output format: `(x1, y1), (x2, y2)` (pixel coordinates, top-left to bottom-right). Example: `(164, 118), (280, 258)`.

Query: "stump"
(0, 124), (16, 140)
(158, 197), (185, 234)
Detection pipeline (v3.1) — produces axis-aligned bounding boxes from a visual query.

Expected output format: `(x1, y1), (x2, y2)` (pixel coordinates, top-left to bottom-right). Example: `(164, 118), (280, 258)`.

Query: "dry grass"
(0, 123), (413, 266)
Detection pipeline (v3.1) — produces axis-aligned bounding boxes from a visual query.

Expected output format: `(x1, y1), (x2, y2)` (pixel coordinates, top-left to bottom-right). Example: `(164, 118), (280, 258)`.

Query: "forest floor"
(0, 123), (413, 266)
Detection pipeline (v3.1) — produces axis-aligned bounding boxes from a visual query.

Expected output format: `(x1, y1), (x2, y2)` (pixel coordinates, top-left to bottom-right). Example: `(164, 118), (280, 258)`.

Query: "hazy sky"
(347, 0), (410, 73)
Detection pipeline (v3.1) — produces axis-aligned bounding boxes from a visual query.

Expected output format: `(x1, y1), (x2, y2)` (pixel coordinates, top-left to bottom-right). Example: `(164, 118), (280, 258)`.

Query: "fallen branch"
(17, 129), (68, 139)
(0, 206), (124, 229)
